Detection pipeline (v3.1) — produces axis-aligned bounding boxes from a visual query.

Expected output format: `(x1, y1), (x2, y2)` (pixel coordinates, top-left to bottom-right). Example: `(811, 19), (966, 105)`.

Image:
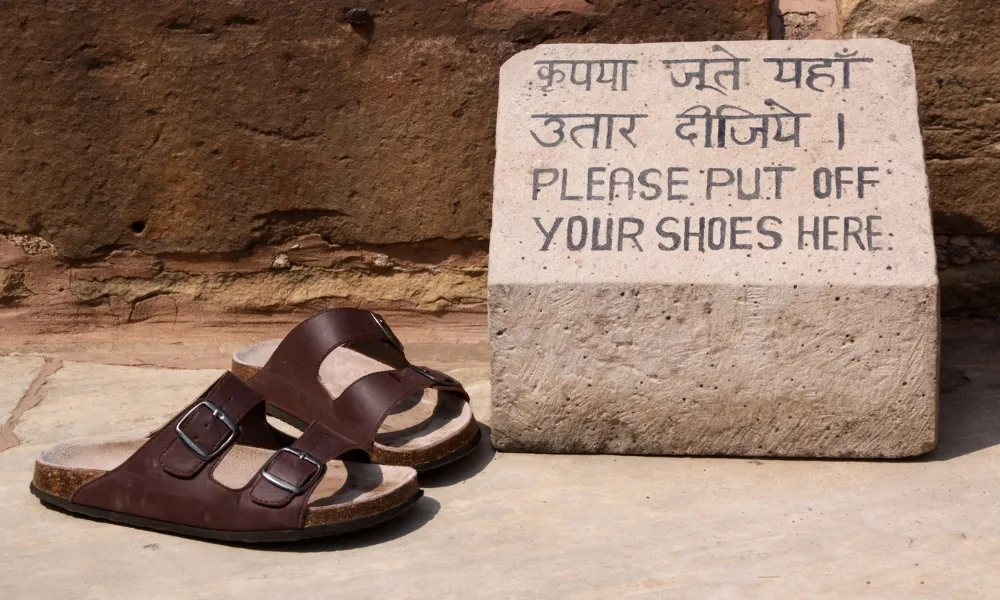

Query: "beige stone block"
(489, 40), (938, 457)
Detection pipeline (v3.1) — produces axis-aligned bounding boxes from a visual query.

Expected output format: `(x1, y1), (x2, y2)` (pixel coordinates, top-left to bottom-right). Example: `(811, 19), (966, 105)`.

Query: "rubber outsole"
(30, 483), (423, 544)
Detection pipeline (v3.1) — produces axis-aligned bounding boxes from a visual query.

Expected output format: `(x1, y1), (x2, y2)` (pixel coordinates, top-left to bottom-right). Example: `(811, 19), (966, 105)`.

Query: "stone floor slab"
(490, 41), (937, 458)
(0, 356), (45, 427)
(0, 333), (997, 599)
(13, 362), (224, 446)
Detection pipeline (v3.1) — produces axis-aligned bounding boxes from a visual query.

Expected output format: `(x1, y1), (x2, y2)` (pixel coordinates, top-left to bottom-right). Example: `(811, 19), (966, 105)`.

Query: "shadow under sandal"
(231, 308), (480, 472)
(30, 372), (421, 543)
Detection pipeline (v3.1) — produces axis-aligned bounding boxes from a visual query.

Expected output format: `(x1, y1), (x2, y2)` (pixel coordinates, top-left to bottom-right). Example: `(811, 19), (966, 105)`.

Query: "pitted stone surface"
(489, 40), (938, 457)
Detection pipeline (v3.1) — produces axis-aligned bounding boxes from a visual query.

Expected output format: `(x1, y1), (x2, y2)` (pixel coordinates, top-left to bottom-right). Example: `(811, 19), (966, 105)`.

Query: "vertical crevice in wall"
(769, 0), (787, 39)
(770, 0), (841, 40)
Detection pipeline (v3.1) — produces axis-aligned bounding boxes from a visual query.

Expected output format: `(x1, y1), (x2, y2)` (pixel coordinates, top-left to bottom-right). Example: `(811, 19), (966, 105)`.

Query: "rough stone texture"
(489, 40), (938, 457)
(492, 285), (938, 457)
(0, 0), (769, 328)
(1, 329), (1000, 598)
(0, 232), (489, 333)
(839, 0), (1000, 235)
(1, 1), (999, 325)
(936, 235), (1000, 316)
(0, 357), (45, 427)
(771, 0), (840, 40)
(839, 0), (1000, 317)
(0, 0), (767, 259)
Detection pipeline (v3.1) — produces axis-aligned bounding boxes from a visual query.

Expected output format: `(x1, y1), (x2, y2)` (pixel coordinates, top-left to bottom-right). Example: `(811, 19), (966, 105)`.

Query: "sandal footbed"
(411, 425), (483, 472)
(33, 440), (420, 534)
(232, 339), (477, 467)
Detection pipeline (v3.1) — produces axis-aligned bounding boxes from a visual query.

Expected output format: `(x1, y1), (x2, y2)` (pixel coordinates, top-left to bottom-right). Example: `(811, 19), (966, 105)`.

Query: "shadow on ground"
(249, 424), (496, 552)
(419, 423), (496, 488)
(921, 337), (1000, 461)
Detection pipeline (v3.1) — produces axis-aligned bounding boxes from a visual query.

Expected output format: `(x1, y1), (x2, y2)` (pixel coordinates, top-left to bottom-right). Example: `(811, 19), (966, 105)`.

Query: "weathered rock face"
(937, 235), (1000, 316)
(837, 0), (1000, 316)
(489, 40), (938, 457)
(1, 0), (997, 325)
(0, 0), (768, 260)
(771, 0), (840, 40)
(839, 0), (1000, 235)
(0, 0), (769, 330)
(0, 232), (489, 333)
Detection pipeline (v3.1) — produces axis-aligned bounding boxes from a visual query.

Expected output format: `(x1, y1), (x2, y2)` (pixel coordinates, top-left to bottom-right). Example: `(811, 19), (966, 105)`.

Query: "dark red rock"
(0, 0), (770, 259)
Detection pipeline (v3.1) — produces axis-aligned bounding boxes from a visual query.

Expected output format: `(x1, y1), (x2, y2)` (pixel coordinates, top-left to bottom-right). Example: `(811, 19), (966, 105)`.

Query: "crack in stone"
(235, 122), (322, 142)
(0, 358), (63, 452)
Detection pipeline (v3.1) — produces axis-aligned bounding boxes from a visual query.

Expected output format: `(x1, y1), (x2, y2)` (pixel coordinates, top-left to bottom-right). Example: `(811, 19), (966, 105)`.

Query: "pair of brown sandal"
(30, 309), (480, 543)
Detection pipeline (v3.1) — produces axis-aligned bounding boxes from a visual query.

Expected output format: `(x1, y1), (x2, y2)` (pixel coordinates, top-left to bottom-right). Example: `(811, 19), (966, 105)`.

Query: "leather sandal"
(30, 373), (422, 543)
(231, 308), (480, 472)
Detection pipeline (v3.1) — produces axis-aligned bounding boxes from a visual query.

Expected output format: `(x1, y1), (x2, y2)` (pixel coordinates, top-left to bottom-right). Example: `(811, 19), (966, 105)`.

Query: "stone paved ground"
(1, 316), (999, 599)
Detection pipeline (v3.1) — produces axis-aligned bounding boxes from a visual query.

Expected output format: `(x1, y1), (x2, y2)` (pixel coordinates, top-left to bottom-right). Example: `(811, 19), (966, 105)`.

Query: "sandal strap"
(159, 373), (268, 478)
(71, 373), (352, 532)
(258, 308), (409, 381)
(249, 423), (359, 508)
(328, 367), (469, 448)
(248, 309), (470, 450)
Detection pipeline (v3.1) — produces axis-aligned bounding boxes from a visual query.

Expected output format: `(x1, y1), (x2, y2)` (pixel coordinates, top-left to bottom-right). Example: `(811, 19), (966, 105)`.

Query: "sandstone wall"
(0, 0), (768, 331)
(835, 0), (1000, 316)
(0, 0), (996, 333)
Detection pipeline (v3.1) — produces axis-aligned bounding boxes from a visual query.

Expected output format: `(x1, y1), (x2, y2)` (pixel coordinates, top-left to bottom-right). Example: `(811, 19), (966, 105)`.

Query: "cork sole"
(32, 439), (421, 542)
(232, 340), (479, 470)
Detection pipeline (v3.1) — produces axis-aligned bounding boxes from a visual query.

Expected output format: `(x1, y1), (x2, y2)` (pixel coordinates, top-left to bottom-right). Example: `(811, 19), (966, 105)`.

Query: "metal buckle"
(370, 311), (404, 352)
(410, 365), (456, 386)
(175, 400), (238, 461)
(261, 448), (324, 495)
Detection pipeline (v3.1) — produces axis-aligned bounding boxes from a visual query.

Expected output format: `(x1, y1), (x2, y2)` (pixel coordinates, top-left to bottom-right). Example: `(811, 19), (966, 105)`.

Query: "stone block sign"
(488, 40), (938, 458)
